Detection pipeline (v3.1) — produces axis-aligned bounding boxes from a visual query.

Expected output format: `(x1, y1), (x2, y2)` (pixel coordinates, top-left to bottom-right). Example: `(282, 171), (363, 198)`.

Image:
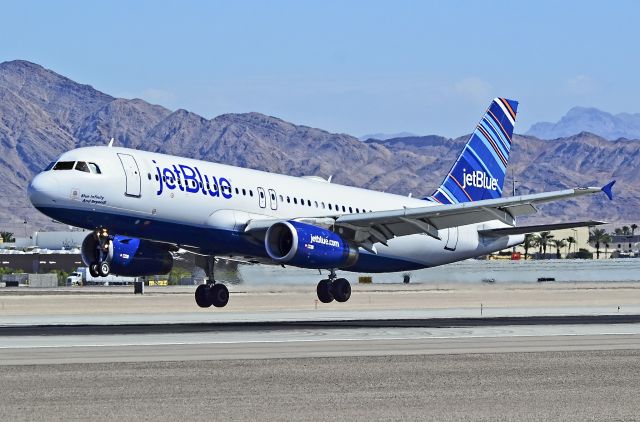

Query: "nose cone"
(28, 172), (60, 206)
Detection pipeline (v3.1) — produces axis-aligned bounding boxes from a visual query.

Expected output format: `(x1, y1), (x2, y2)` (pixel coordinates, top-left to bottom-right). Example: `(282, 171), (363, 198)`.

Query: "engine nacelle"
(265, 221), (358, 269)
(81, 234), (173, 276)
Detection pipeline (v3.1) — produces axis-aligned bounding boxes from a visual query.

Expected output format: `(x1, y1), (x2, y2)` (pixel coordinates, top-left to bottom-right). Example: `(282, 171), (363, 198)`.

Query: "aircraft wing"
(331, 181), (615, 251)
(245, 181), (614, 253)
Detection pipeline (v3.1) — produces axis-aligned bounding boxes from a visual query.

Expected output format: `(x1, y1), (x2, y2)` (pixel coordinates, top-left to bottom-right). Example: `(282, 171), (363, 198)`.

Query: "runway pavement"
(2, 284), (640, 420)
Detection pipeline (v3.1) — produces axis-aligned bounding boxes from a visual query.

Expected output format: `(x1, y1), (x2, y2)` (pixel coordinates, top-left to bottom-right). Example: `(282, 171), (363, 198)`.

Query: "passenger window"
(250, 190), (253, 197)
(349, 207), (353, 213)
(243, 189), (247, 196)
(53, 161), (75, 170)
(342, 205), (346, 212)
(328, 204), (332, 210)
(279, 195), (284, 202)
(307, 200), (311, 206)
(294, 198), (298, 204)
(259, 190), (264, 198)
(286, 196), (290, 203)
(321, 202), (325, 209)
(356, 208), (360, 213)
(314, 201), (318, 208)
(235, 188), (239, 194)
(74, 162), (90, 173)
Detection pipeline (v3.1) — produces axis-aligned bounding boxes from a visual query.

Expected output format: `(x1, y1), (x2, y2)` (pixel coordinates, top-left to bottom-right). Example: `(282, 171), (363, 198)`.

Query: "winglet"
(601, 180), (615, 200)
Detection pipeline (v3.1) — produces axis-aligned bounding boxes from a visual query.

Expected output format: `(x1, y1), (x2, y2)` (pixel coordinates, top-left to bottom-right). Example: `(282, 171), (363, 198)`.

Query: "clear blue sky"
(2, 0), (639, 138)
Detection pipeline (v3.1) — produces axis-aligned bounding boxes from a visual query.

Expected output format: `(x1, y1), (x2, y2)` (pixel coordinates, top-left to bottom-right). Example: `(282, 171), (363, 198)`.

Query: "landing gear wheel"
(331, 278), (351, 302)
(98, 261), (110, 277)
(195, 284), (212, 308)
(89, 264), (100, 278)
(316, 279), (334, 303)
(209, 283), (229, 308)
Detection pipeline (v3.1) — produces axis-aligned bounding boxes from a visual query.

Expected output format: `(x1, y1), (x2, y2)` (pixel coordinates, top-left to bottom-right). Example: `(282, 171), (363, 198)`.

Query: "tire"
(316, 279), (334, 303)
(98, 261), (110, 277)
(331, 278), (351, 303)
(195, 284), (212, 308)
(209, 283), (229, 308)
(89, 263), (100, 278)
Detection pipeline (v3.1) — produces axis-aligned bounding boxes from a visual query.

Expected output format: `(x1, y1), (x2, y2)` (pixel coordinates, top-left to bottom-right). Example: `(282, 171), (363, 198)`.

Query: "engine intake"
(81, 234), (173, 276)
(265, 221), (358, 269)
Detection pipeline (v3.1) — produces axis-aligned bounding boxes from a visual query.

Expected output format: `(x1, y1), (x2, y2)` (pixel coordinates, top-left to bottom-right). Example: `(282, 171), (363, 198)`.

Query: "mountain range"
(526, 106), (640, 140)
(0, 60), (638, 236)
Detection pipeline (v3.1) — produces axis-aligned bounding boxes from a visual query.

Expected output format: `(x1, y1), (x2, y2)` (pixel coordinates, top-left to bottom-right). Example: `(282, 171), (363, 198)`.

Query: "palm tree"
(523, 234), (535, 260)
(631, 224), (638, 235)
(534, 231), (554, 259)
(622, 226), (631, 235)
(551, 239), (567, 259)
(565, 236), (576, 257)
(614, 228), (623, 235)
(589, 228), (610, 259)
(0, 232), (14, 242)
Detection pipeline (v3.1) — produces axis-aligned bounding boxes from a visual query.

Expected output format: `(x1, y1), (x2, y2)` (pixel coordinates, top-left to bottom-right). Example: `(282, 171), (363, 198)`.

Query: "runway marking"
(1, 332), (640, 349)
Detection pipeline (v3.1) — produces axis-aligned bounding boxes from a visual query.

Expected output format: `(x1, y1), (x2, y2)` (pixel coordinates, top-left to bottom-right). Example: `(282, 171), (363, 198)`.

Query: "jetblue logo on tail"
(462, 169), (498, 191)
(427, 97), (518, 204)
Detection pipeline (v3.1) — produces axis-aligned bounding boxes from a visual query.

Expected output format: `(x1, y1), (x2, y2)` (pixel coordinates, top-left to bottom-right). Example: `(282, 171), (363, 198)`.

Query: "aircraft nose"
(28, 172), (60, 206)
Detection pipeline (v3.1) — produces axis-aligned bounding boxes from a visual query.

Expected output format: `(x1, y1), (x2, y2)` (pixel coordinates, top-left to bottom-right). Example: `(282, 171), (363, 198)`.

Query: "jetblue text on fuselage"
(310, 234), (340, 248)
(461, 169), (498, 191)
(154, 161), (232, 198)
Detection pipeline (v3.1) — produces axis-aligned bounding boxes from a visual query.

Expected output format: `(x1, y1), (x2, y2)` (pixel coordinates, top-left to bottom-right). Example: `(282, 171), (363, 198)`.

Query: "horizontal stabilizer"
(601, 180), (615, 200)
(478, 220), (606, 237)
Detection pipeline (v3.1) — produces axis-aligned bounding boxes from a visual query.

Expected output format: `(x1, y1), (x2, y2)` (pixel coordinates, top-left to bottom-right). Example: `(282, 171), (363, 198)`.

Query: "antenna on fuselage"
(327, 175), (333, 183)
(108, 138), (115, 147)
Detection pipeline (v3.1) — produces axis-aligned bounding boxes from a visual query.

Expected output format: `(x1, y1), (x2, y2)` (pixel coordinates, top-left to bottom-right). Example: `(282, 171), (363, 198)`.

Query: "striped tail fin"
(427, 97), (518, 204)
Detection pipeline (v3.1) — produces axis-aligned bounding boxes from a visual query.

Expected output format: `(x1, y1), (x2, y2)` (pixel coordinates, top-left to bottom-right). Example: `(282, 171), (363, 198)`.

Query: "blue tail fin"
(427, 98), (518, 204)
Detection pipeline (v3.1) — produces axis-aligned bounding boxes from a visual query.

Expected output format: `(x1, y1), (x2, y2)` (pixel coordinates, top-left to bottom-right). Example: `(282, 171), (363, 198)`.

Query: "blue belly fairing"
(35, 206), (427, 273)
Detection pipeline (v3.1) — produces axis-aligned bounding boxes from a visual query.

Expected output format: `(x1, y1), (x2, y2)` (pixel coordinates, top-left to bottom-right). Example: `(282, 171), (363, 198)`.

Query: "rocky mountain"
(359, 132), (417, 141)
(0, 60), (637, 235)
(527, 106), (640, 140)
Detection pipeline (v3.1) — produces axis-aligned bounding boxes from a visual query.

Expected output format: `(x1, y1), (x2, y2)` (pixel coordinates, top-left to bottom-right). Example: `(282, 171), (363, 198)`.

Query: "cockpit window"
(53, 161), (75, 170)
(75, 161), (90, 173)
(44, 162), (55, 171)
(88, 163), (102, 174)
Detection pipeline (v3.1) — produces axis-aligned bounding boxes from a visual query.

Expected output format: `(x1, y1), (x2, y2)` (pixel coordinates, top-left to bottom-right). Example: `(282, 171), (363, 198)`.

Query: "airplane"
(27, 98), (615, 308)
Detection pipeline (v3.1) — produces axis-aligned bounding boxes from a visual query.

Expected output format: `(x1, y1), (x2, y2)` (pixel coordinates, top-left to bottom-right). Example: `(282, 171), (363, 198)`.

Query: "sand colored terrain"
(0, 282), (638, 316)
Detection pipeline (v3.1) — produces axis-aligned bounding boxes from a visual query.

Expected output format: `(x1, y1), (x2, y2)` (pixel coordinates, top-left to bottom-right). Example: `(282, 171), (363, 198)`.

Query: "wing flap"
(478, 220), (606, 237)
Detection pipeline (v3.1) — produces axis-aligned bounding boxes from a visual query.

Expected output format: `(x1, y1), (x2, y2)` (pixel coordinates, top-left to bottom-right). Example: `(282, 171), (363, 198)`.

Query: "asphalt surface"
(1, 351), (639, 421)
(2, 286), (640, 420)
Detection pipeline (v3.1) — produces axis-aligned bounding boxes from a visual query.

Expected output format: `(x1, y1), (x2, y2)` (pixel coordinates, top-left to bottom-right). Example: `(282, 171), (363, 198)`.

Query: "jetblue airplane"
(28, 98), (614, 308)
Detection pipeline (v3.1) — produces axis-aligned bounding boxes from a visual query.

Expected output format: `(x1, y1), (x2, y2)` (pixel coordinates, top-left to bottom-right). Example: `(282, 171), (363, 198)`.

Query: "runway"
(2, 315), (640, 365)
(2, 284), (640, 420)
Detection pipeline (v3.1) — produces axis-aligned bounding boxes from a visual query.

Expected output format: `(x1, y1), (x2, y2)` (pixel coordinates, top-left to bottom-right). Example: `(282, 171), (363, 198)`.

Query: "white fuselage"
(28, 146), (523, 273)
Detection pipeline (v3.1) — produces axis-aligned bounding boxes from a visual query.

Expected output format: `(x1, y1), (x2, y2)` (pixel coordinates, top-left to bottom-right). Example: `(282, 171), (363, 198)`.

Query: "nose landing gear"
(88, 229), (112, 278)
(316, 269), (351, 304)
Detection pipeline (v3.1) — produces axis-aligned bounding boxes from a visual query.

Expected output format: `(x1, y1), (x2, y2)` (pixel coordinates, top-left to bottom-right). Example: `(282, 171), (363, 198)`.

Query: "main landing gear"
(316, 269), (351, 304)
(194, 256), (229, 308)
(89, 229), (112, 277)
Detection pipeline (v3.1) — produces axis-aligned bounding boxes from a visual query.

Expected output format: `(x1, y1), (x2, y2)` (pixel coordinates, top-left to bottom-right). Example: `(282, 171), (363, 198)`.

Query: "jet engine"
(81, 234), (173, 276)
(264, 221), (358, 269)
